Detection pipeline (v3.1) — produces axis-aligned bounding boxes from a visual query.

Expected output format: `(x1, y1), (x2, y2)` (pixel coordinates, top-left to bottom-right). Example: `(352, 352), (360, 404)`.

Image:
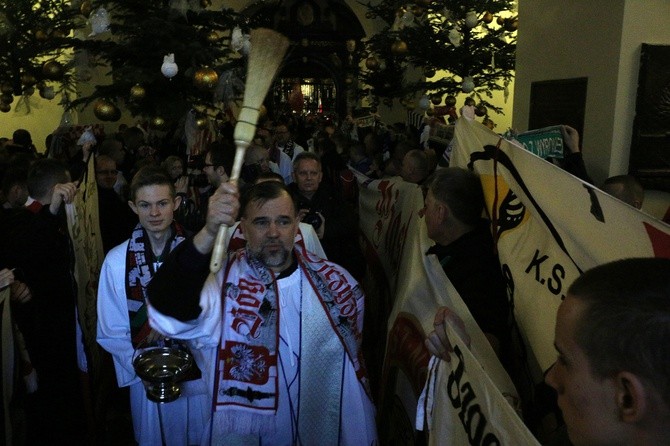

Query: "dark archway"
(242, 0), (365, 119)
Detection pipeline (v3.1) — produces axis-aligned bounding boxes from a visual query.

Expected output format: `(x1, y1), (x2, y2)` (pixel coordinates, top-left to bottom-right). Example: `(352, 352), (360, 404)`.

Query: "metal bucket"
(133, 344), (193, 403)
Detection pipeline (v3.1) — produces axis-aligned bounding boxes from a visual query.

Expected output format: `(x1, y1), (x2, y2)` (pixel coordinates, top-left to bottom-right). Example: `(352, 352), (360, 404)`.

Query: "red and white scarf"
(213, 247), (369, 434)
(126, 222), (186, 347)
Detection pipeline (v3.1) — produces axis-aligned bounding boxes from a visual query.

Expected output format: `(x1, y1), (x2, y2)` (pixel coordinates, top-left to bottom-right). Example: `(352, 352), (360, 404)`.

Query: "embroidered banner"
(419, 325), (539, 446)
(357, 117), (670, 444)
(356, 173), (529, 444)
(450, 117), (670, 371)
(66, 154), (105, 376)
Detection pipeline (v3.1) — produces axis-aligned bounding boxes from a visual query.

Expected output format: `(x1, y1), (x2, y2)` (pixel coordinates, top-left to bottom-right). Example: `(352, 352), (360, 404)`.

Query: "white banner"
(357, 173), (533, 444)
(66, 154), (105, 375)
(420, 325), (539, 446)
(450, 117), (670, 371)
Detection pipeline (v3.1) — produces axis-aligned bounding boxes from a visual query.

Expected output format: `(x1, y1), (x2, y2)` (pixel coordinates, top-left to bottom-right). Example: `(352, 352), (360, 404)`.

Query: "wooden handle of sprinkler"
(209, 141), (249, 274)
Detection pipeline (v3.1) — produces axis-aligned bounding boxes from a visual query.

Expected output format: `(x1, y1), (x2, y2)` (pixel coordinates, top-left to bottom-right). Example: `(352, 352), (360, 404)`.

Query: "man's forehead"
(555, 295), (587, 342)
(135, 184), (173, 200)
(97, 158), (116, 169)
(246, 193), (296, 217)
(249, 147), (267, 160)
(297, 159), (320, 171)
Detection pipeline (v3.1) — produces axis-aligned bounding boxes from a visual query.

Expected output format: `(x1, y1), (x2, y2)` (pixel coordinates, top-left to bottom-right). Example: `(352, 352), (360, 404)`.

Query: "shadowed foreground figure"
(426, 258), (670, 446)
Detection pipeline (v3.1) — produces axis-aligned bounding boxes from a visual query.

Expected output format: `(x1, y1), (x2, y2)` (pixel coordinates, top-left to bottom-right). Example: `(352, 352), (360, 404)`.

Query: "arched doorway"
(243, 0), (365, 119)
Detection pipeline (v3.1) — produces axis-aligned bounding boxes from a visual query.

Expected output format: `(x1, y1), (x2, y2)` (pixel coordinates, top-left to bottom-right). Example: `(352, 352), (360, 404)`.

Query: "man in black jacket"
(287, 152), (365, 279)
(423, 167), (510, 357)
(1, 158), (85, 443)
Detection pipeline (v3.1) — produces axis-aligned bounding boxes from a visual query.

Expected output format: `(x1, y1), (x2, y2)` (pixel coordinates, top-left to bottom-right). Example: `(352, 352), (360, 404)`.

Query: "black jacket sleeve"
(147, 237), (212, 321)
(562, 152), (593, 184)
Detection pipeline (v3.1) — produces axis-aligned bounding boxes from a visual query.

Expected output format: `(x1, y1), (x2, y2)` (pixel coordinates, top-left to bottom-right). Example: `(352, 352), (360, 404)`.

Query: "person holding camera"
(173, 140), (235, 232)
(288, 152), (365, 279)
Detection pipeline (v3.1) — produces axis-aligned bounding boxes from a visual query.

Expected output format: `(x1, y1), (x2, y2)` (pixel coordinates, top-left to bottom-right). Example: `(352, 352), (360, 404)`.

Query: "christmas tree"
(72, 0), (246, 128)
(359, 0), (517, 118)
(0, 1), (251, 127)
(0, 0), (83, 113)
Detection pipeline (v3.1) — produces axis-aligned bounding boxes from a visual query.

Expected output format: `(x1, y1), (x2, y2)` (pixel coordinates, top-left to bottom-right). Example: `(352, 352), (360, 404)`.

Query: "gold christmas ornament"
(42, 60), (65, 80)
(195, 116), (208, 130)
(0, 103), (11, 113)
(464, 97), (476, 107)
(425, 108), (435, 117)
(365, 56), (380, 70)
(150, 116), (166, 129)
(93, 99), (120, 121)
(39, 86), (56, 100)
(206, 31), (220, 43)
(482, 12), (494, 24)
(496, 17), (505, 26)
(391, 40), (408, 55)
(475, 104), (487, 117)
(200, 0), (212, 7)
(51, 28), (68, 39)
(445, 95), (457, 107)
(35, 29), (48, 42)
(464, 11), (478, 28)
(504, 18), (519, 32)
(0, 93), (12, 104)
(130, 84), (146, 100)
(193, 67), (219, 90)
(430, 93), (442, 105)
(80, 0), (93, 17)
(21, 73), (37, 86)
(344, 74), (354, 85)
(423, 66), (436, 78)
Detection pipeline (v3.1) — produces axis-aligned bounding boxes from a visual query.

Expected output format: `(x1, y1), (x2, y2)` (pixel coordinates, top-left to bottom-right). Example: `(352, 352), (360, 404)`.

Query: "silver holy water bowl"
(133, 341), (193, 403)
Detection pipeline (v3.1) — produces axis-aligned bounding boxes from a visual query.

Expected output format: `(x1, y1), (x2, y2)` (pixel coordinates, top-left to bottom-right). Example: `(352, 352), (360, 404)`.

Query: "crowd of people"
(0, 109), (668, 446)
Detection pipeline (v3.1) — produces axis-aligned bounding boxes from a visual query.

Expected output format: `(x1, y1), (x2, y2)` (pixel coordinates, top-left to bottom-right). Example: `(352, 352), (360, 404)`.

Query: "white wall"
(612, 0), (670, 176)
(0, 93), (66, 154)
(514, 0), (626, 184)
(515, 0), (670, 185)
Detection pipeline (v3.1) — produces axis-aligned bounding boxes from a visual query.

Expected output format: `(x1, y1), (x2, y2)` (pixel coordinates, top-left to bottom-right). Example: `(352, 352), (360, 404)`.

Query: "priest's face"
(241, 192), (299, 273)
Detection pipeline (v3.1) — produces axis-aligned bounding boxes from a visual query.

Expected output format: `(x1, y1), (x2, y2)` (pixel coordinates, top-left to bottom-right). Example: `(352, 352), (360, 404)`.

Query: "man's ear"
(615, 371), (647, 423)
(173, 195), (182, 210)
(128, 200), (138, 215)
(436, 201), (449, 224)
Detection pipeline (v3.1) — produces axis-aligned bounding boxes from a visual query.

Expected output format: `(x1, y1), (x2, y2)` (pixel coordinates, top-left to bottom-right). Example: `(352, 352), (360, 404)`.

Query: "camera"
(302, 210), (323, 231)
